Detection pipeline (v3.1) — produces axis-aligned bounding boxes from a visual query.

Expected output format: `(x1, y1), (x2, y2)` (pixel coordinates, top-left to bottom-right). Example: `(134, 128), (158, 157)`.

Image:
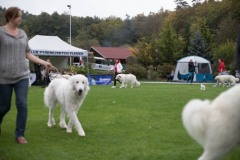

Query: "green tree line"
(0, 0), (239, 79)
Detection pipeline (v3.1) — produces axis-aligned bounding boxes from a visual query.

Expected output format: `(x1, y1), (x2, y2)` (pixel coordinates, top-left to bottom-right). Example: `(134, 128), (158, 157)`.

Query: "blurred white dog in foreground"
(200, 83), (205, 90)
(215, 75), (239, 87)
(44, 74), (90, 137)
(116, 73), (140, 88)
(182, 85), (240, 160)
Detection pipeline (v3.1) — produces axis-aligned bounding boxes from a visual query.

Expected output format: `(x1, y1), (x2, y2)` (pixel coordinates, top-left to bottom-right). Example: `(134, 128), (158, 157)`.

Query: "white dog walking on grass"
(115, 73), (140, 88)
(214, 75), (239, 87)
(182, 85), (240, 160)
(44, 74), (90, 137)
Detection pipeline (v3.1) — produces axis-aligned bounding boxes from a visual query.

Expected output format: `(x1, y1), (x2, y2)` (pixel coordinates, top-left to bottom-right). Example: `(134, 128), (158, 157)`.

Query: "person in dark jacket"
(187, 59), (196, 83)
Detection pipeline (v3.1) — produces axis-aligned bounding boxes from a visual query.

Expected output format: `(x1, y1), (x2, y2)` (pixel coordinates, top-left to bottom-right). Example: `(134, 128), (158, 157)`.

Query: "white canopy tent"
(173, 56), (213, 82)
(28, 35), (89, 85)
(29, 35), (88, 69)
(29, 35), (88, 57)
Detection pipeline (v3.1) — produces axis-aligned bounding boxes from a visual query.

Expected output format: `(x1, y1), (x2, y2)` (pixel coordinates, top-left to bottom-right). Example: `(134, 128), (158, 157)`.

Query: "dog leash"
(49, 66), (70, 80)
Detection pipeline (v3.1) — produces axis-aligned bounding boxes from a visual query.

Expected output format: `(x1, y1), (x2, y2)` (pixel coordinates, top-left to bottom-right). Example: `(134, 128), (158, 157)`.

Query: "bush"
(157, 63), (175, 79)
(67, 66), (114, 76)
(212, 41), (236, 74)
(125, 64), (147, 79)
(146, 65), (159, 80)
(75, 67), (88, 75)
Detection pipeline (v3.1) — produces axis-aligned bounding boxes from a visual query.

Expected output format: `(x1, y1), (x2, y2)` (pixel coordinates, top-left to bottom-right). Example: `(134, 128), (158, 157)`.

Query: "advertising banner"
(88, 74), (112, 85)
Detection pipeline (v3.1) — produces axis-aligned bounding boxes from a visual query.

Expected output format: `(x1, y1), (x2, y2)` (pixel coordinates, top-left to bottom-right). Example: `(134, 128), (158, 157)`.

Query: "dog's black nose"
(79, 89), (83, 93)
(78, 89), (83, 96)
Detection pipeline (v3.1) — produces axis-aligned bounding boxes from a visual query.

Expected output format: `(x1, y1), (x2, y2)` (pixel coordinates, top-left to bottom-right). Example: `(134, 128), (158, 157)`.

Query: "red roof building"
(90, 47), (134, 62)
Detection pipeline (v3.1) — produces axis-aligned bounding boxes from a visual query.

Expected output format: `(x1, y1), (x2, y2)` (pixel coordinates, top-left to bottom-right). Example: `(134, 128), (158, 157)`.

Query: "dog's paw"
(47, 119), (56, 127)
(77, 128), (86, 137)
(66, 128), (72, 133)
(59, 122), (67, 129)
(78, 131), (85, 137)
(47, 122), (55, 128)
(47, 122), (53, 127)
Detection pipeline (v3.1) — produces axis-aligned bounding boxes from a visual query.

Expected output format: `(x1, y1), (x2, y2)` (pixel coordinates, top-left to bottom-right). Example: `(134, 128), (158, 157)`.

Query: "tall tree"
(182, 23), (191, 55)
(192, 0), (203, 5)
(174, 0), (190, 9)
(135, 36), (153, 67)
(199, 18), (214, 60)
(155, 20), (178, 64)
(188, 30), (210, 59)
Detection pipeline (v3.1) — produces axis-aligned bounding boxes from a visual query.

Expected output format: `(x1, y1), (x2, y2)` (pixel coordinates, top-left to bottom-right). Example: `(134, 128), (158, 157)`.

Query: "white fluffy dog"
(182, 85), (240, 160)
(116, 73), (140, 88)
(44, 74), (90, 137)
(215, 75), (239, 87)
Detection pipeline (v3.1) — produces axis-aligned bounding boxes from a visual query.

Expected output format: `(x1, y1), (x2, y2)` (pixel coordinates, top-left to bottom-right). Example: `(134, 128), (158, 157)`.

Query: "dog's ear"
(85, 85), (90, 92)
(83, 78), (90, 91)
(84, 81), (90, 91)
(70, 78), (76, 91)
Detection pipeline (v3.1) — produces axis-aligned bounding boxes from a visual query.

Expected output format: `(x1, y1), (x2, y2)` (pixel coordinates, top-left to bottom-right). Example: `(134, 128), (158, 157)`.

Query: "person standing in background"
(218, 58), (225, 75)
(213, 58), (225, 86)
(187, 59), (196, 84)
(41, 59), (53, 88)
(167, 70), (175, 82)
(34, 56), (42, 86)
(0, 7), (53, 144)
(112, 59), (123, 88)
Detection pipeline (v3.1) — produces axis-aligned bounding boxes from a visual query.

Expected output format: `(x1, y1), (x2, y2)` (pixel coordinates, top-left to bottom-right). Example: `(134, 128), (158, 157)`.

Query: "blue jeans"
(0, 79), (28, 138)
(187, 72), (194, 83)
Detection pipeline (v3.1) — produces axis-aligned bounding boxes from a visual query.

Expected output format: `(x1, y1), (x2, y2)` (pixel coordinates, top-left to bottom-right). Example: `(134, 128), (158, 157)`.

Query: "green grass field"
(0, 83), (239, 160)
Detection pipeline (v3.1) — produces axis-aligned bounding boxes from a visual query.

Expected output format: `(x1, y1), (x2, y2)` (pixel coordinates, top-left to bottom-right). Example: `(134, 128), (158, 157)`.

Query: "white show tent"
(28, 35), (89, 86)
(29, 35), (88, 57)
(29, 35), (88, 69)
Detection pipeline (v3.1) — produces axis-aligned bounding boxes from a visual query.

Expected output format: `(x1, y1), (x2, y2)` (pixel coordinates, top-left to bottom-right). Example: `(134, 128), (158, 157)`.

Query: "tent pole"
(67, 4), (72, 66)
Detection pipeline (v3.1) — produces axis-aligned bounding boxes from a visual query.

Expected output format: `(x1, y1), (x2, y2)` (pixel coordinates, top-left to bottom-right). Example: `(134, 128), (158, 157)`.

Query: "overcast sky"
(0, 0), (193, 19)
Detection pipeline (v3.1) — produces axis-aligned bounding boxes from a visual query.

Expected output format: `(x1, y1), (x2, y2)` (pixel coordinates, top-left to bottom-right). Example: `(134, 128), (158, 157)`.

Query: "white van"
(91, 57), (114, 71)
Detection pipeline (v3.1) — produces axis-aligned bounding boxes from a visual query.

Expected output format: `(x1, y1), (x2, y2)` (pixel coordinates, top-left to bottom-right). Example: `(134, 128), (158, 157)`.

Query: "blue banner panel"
(196, 73), (213, 82)
(88, 74), (112, 85)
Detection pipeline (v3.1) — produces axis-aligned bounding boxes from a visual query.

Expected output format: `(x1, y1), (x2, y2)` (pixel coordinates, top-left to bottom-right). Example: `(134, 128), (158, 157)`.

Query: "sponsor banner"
(31, 50), (85, 56)
(88, 74), (112, 85)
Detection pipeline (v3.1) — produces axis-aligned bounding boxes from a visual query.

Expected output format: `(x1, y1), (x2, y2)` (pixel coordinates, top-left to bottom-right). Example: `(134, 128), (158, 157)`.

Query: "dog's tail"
(182, 99), (211, 147)
(43, 84), (56, 108)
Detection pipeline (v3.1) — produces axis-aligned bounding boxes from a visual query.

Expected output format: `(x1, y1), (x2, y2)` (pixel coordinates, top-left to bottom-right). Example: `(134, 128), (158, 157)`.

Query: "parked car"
(91, 57), (114, 71)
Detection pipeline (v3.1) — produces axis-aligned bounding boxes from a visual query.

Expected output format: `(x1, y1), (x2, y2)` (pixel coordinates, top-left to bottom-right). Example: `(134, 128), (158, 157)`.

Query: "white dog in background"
(44, 74), (90, 137)
(182, 85), (240, 160)
(215, 75), (239, 87)
(200, 83), (205, 90)
(116, 73), (140, 88)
